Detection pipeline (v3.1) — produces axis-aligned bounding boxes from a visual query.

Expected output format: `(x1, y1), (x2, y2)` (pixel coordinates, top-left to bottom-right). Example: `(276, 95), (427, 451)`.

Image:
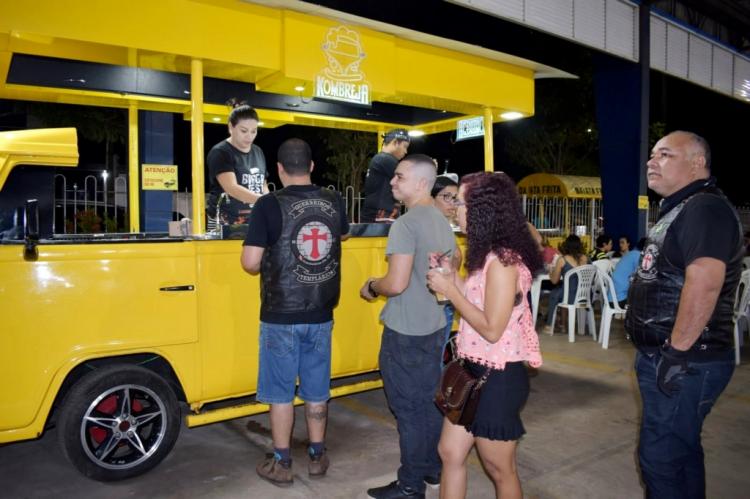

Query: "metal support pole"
(638, 1), (651, 237)
(128, 104), (140, 232)
(191, 58), (206, 236)
(102, 171), (109, 231)
(483, 107), (494, 172)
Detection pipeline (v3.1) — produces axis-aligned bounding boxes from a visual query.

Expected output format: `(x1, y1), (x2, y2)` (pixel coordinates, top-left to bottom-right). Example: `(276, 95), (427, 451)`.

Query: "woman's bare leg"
(438, 418), (475, 499)
(475, 437), (521, 499)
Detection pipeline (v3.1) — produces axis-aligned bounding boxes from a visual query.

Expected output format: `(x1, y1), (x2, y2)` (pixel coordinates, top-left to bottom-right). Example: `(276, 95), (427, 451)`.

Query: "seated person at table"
(589, 233), (612, 261)
(544, 234), (590, 334)
(611, 237), (646, 308)
(540, 235), (559, 272)
(613, 235), (631, 258)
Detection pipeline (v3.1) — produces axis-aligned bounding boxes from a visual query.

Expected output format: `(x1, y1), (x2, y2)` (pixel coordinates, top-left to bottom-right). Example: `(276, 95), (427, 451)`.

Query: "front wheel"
(56, 364), (181, 481)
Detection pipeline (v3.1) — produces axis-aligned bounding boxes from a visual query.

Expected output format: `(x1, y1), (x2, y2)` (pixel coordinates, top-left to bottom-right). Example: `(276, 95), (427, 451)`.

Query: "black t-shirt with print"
(206, 140), (266, 222)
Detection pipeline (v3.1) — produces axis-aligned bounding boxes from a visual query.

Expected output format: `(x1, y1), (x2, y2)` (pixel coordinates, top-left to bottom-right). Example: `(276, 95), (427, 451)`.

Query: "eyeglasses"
(438, 193), (457, 203)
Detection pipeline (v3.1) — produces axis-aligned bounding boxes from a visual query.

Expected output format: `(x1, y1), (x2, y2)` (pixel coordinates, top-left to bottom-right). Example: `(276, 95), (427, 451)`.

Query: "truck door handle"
(159, 285), (195, 292)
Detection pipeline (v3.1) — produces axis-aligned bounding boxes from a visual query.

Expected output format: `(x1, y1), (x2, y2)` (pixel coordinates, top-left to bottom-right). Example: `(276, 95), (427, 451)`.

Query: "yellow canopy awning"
(0, 0), (570, 134)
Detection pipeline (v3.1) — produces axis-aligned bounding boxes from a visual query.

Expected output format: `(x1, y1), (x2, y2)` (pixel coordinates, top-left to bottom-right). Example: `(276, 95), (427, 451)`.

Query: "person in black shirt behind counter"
(360, 128), (410, 223)
(206, 103), (268, 230)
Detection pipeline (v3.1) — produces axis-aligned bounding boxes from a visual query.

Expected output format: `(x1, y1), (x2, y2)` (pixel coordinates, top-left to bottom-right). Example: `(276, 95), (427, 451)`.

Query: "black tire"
(56, 364), (181, 481)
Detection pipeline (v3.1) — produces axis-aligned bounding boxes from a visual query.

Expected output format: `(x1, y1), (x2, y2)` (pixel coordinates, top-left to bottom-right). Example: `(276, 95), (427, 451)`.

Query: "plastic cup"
(434, 267), (450, 304)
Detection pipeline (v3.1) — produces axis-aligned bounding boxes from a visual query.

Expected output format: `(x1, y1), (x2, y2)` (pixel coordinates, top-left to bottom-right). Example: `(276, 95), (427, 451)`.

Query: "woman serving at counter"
(206, 102), (268, 229)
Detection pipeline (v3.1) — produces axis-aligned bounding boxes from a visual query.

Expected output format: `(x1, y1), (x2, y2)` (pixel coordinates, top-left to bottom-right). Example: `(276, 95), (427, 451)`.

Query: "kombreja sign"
(315, 25), (371, 106)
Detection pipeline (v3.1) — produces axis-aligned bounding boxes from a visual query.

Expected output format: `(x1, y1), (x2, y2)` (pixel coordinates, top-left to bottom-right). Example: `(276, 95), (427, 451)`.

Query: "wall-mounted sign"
(314, 26), (370, 106)
(142, 164), (178, 191)
(456, 116), (484, 141)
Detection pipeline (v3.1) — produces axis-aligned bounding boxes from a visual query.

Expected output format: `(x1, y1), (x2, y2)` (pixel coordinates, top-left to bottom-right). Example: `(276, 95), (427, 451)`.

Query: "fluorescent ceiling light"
(500, 112), (523, 120)
(407, 130), (425, 137)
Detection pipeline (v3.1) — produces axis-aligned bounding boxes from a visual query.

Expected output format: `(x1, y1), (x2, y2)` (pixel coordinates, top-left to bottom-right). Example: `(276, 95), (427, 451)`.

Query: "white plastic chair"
(591, 260), (613, 306)
(531, 273), (550, 330)
(592, 259), (613, 275)
(596, 271), (627, 349)
(732, 269), (750, 365)
(549, 264), (598, 343)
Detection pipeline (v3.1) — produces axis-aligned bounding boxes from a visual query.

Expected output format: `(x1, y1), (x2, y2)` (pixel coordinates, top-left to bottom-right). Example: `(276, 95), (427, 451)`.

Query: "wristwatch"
(368, 279), (379, 297)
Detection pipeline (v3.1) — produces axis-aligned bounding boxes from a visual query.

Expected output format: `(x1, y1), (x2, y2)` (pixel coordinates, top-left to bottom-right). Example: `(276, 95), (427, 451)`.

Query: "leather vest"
(260, 187), (342, 315)
(625, 185), (743, 351)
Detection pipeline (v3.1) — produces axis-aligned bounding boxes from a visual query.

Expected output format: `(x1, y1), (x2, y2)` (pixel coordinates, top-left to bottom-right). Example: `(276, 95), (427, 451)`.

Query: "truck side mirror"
(24, 199), (39, 261)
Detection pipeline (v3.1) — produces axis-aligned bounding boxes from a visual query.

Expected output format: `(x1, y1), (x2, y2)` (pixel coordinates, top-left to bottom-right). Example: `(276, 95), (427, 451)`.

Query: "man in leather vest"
(625, 131), (742, 498)
(241, 138), (349, 487)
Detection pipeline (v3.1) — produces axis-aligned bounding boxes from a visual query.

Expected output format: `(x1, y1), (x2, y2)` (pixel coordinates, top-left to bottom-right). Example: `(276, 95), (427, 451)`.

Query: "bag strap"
(449, 334), (492, 389)
(456, 357), (491, 389)
(475, 368), (491, 389)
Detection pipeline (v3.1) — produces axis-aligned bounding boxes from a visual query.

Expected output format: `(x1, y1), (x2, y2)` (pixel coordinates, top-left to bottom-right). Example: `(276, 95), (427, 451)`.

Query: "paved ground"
(2, 323), (749, 498)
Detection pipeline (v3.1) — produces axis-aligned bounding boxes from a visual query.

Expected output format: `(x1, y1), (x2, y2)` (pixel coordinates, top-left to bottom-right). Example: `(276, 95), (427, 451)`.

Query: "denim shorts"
(257, 321), (333, 404)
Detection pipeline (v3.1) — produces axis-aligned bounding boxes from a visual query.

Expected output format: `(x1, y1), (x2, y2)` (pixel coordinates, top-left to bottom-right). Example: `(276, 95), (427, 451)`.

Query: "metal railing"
(50, 174), (750, 237)
(54, 173), (124, 234)
(522, 195), (603, 239)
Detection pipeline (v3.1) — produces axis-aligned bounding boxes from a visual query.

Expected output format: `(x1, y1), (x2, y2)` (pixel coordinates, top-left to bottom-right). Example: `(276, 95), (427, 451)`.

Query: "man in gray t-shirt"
(360, 154), (456, 498)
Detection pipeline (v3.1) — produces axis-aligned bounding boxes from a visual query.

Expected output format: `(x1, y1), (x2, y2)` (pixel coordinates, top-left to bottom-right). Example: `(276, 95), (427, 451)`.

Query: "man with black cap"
(361, 128), (410, 223)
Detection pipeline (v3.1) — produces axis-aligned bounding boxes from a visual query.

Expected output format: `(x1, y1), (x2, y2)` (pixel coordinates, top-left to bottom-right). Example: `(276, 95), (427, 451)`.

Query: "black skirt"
(464, 360), (529, 441)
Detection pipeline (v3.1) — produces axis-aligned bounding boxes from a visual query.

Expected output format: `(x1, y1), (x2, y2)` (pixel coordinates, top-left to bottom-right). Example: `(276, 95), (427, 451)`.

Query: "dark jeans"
(545, 286), (564, 325)
(379, 326), (444, 493)
(442, 304), (455, 346)
(635, 350), (734, 499)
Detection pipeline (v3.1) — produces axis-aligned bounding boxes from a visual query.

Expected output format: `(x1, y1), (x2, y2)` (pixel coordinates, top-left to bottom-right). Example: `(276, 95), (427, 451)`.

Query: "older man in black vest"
(242, 138), (349, 487)
(626, 131), (742, 499)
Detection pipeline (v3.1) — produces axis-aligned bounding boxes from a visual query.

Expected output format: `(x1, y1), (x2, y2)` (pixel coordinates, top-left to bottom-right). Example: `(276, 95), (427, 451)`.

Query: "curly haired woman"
(427, 172), (544, 499)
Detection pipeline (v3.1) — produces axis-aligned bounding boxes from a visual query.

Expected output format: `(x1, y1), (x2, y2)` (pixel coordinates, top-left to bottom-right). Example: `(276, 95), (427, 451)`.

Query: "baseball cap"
(383, 128), (410, 143)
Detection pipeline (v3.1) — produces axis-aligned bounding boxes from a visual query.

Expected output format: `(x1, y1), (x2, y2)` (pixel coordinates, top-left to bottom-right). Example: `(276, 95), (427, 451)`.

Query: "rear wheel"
(57, 364), (181, 481)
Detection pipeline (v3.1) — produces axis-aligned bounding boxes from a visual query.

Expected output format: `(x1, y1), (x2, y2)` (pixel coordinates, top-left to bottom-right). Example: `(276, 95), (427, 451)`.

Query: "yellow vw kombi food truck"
(0, 0), (560, 481)
(0, 127), (391, 480)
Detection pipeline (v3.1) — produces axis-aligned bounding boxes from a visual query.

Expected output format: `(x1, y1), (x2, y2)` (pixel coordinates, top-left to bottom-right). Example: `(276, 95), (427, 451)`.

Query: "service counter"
(215, 222), (394, 241)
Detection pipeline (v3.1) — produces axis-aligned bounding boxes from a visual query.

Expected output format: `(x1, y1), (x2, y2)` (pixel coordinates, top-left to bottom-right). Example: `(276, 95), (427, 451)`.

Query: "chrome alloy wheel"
(79, 384), (167, 470)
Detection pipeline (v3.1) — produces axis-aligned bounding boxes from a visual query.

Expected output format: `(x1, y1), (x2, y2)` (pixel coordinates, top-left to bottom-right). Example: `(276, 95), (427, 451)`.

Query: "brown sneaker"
(256, 454), (293, 487)
(308, 452), (329, 478)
